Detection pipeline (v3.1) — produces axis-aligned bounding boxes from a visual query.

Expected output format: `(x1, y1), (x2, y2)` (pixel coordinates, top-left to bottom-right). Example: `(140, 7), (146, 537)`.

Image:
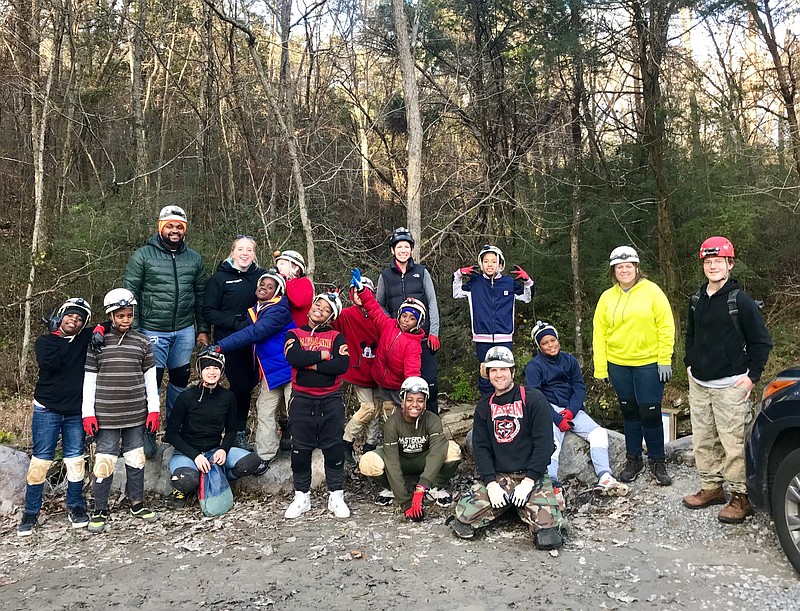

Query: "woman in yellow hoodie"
(593, 246), (675, 487)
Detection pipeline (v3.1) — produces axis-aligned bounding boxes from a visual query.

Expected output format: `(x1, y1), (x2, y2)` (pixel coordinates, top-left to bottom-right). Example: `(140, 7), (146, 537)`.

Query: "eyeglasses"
(235, 234), (255, 241)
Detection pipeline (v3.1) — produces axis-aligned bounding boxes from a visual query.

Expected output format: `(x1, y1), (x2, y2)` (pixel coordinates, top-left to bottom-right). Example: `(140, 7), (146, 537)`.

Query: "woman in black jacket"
(202, 236), (264, 447)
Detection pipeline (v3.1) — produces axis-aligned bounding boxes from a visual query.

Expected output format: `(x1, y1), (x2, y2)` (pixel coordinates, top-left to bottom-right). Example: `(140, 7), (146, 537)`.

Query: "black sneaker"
(254, 459), (270, 476)
(450, 518), (475, 539)
(67, 506), (90, 529)
(17, 512), (38, 537)
(88, 511), (109, 533)
(130, 504), (158, 522)
(143, 431), (158, 459)
(535, 527), (563, 550)
(649, 458), (673, 486)
(375, 489), (394, 506)
(343, 441), (356, 466)
(619, 453), (645, 483)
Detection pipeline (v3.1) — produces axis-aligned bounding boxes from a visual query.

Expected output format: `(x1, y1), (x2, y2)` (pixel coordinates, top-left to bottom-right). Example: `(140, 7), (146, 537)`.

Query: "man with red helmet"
(682, 236), (772, 524)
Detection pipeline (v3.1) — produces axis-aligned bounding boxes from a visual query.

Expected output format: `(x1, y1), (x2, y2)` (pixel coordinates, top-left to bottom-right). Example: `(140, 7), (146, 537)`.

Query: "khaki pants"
(689, 377), (752, 494)
(343, 385), (382, 445)
(256, 381), (291, 461)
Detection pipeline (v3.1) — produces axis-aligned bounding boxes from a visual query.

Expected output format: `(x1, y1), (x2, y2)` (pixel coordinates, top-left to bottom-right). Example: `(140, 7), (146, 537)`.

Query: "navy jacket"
(453, 271), (533, 342)
(525, 351), (586, 427)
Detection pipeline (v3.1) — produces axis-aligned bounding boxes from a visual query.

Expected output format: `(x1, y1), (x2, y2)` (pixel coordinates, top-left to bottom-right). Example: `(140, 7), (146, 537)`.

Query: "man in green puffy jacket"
(123, 206), (210, 452)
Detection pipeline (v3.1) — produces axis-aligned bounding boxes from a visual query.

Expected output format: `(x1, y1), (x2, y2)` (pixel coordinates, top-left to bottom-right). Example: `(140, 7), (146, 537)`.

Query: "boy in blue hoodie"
(524, 321), (626, 497)
(208, 268), (295, 473)
(453, 245), (534, 396)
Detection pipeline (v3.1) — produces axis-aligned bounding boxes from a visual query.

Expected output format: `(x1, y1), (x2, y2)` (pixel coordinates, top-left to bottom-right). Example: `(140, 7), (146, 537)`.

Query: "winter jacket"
(592, 279), (675, 379)
(217, 296), (295, 391)
(472, 384), (553, 484)
(684, 278), (772, 383)
(383, 410), (448, 508)
(376, 258), (440, 335)
(452, 270), (533, 342)
(525, 351), (586, 428)
(286, 276), (314, 329)
(34, 328), (92, 417)
(202, 260), (264, 342)
(165, 383), (238, 458)
(124, 234), (209, 333)
(360, 289), (424, 390)
(284, 325), (349, 396)
(333, 304), (379, 388)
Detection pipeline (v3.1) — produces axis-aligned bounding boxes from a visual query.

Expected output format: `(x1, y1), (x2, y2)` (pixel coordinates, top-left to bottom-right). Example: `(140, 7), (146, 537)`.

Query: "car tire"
(770, 447), (800, 574)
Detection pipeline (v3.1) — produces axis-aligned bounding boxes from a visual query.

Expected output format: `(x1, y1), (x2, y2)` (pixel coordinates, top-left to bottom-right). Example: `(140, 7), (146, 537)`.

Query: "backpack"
(198, 464), (234, 517)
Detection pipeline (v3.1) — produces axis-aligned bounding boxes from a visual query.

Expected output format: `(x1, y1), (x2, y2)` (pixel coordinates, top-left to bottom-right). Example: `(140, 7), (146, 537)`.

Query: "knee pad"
(168, 364), (190, 389)
(353, 402), (376, 425)
(358, 451), (385, 477)
(381, 401), (396, 422)
(639, 403), (662, 428)
(171, 467), (200, 493)
(586, 427), (609, 450)
(445, 441), (462, 463)
(230, 452), (261, 478)
(322, 444), (344, 469)
(63, 456), (86, 483)
(156, 367), (165, 389)
(123, 447), (146, 469)
(93, 453), (118, 479)
(26, 457), (53, 485)
(619, 399), (640, 421)
(291, 448), (313, 473)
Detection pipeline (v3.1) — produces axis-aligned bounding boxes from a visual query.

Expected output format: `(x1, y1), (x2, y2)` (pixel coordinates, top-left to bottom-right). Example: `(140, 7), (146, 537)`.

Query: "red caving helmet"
(699, 236), (735, 259)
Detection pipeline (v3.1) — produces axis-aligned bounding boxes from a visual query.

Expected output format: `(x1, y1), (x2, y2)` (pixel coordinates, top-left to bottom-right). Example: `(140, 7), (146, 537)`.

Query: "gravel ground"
(1, 462), (798, 610)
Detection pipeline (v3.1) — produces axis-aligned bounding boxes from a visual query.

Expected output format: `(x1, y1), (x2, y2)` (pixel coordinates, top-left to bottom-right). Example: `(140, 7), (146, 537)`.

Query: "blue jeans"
(25, 405), (86, 514)
(170, 447), (252, 482)
(142, 326), (195, 417)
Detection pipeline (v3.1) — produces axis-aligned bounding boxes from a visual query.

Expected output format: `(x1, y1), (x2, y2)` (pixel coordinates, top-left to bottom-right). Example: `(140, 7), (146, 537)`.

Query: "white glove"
(510, 477), (537, 507)
(486, 481), (508, 509)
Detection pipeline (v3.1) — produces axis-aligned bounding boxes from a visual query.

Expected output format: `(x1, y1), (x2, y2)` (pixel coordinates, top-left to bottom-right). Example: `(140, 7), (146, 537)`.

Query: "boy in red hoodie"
(333, 276), (381, 465)
(350, 268), (425, 421)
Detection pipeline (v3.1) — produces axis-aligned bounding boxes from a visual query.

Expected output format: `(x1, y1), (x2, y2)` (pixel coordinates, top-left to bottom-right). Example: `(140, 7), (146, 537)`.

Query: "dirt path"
(1, 463), (798, 610)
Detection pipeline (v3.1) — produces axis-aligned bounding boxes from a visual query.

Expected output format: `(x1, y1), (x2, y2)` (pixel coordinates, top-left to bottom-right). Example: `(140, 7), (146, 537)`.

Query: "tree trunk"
(128, 0), (148, 205)
(569, 0), (585, 364)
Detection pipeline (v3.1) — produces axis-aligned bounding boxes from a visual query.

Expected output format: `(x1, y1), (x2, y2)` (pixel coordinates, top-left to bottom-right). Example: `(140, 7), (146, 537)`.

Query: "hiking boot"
(683, 487), (726, 509)
(130, 504), (158, 522)
(285, 491), (311, 519)
(535, 527), (563, 550)
(170, 489), (189, 508)
(67, 506), (90, 529)
(619, 454), (645, 483)
(254, 459), (270, 476)
(328, 490), (351, 518)
(234, 430), (253, 451)
(595, 473), (629, 497)
(425, 488), (453, 507)
(143, 431), (158, 459)
(17, 512), (38, 537)
(375, 489), (394, 506)
(718, 493), (752, 524)
(649, 458), (672, 486)
(343, 441), (356, 466)
(87, 511), (109, 533)
(450, 518), (475, 539)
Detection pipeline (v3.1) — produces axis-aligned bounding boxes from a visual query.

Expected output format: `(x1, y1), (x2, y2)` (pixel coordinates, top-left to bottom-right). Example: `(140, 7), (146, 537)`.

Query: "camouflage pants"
(689, 377), (753, 494)
(454, 473), (562, 534)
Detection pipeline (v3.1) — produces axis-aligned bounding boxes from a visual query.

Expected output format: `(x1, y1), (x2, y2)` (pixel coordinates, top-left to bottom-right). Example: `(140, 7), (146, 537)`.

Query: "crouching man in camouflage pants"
(450, 347), (563, 550)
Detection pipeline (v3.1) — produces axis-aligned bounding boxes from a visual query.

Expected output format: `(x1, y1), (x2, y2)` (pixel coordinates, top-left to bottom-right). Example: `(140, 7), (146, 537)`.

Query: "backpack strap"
(727, 289), (744, 348)
(520, 385), (526, 404)
(690, 288), (702, 312)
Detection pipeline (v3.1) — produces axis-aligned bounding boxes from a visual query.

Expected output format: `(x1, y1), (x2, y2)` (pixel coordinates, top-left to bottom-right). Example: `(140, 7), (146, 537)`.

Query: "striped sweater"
(82, 327), (159, 428)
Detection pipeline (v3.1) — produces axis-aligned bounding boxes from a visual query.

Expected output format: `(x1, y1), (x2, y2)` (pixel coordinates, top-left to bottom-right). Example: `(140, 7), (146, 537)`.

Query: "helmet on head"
(314, 291), (343, 322)
(196, 351), (226, 375)
(397, 297), (426, 331)
(609, 246), (639, 266)
(104, 288), (137, 314)
(483, 346), (515, 370)
(478, 245), (505, 271)
(258, 268), (287, 296)
(158, 205), (188, 224)
(57, 297), (92, 325)
(275, 250), (306, 274)
(699, 236), (735, 259)
(390, 227), (415, 248)
(400, 376), (430, 400)
(531, 320), (559, 349)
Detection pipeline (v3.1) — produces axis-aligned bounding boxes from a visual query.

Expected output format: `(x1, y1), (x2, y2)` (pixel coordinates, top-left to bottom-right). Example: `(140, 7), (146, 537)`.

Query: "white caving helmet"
(158, 205), (188, 224)
(56, 297), (92, 326)
(478, 245), (505, 272)
(103, 288), (138, 314)
(313, 291), (343, 323)
(275, 250), (306, 275)
(609, 246), (639, 266)
(397, 297), (426, 332)
(400, 376), (430, 400)
(258, 268), (287, 296)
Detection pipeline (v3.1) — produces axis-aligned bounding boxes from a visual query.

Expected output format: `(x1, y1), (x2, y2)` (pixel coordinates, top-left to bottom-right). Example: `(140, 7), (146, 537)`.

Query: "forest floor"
(1, 460), (799, 610)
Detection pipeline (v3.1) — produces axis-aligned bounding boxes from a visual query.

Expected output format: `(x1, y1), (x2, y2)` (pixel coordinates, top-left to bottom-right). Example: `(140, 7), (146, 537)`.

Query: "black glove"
(90, 321), (113, 353)
(42, 308), (61, 333)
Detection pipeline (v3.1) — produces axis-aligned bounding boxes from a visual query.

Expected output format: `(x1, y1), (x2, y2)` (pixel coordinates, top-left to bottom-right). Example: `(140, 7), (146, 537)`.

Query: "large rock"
(0, 445), (29, 515)
(665, 435), (695, 467)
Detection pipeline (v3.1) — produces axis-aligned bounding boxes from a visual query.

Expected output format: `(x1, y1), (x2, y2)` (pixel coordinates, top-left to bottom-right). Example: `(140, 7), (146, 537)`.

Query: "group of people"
(18, 205), (772, 550)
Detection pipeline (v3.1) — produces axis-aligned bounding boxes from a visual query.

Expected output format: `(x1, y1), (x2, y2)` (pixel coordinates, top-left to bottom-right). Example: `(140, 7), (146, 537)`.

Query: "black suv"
(746, 367), (800, 573)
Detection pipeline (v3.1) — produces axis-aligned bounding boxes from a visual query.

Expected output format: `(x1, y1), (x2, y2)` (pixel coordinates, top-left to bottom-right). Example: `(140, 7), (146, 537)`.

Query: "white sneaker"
(425, 487), (453, 507)
(595, 472), (629, 497)
(375, 489), (395, 506)
(284, 491), (311, 519)
(328, 490), (351, 518)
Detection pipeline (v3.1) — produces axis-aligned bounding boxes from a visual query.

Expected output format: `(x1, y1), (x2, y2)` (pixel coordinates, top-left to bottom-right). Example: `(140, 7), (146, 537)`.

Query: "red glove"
(145, 412), (160, 433)
(557, 418), (573, 432)
(405, 485), (425, 521)
(83, 416), (98, 436)
(559, 409), (574, 421)
(459, 265), (479, 277)
(427, 335), (440, 352)
(511, 265), (530, 282)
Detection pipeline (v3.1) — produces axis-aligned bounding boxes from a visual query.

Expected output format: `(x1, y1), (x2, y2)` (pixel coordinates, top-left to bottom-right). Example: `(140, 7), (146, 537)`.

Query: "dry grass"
(0, 396), (33, 450)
